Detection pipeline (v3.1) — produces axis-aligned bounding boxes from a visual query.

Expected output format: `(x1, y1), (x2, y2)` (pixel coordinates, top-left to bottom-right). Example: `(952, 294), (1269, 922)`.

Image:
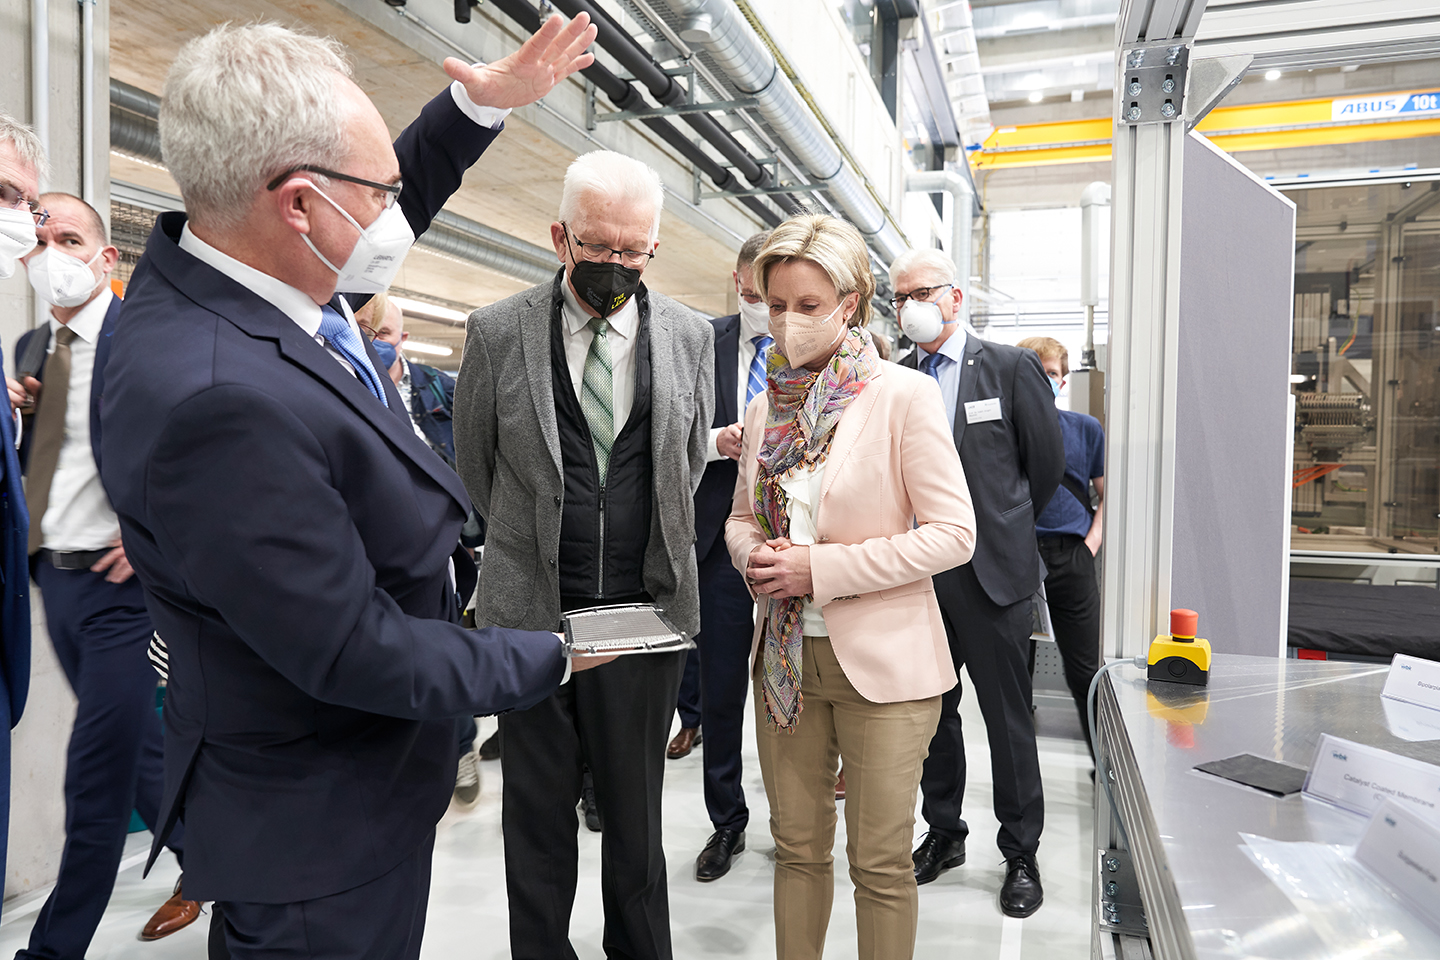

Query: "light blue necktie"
(746, 335), (773, 409)
(318, 304), (389, 407)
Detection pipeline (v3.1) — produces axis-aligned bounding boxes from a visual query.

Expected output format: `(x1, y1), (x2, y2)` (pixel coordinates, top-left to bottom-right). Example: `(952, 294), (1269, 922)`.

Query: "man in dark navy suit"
(0, 114), (40, 927)
(681, 232), (770, 882)
(891, 248), (1064, 919)
(98, 17), (601, 957)
(8, 191), (198, 953)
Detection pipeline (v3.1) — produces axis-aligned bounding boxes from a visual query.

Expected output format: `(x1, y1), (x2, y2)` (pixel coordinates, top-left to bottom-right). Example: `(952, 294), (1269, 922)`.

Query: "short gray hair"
(558, 151), (665, 241)
(889, 247), (956, 288)
(0, 112), (47, 184)
(160, 22), (352, 231)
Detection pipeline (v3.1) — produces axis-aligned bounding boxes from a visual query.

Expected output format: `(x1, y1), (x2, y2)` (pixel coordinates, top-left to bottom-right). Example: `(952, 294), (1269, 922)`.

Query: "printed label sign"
(1303, 734), (1440, 822)
(964, 397), (1002, 424)
(1331, 91), (1440, 122)
(1354, 799), (1440, 932)
(1383, 654), (1440, 712)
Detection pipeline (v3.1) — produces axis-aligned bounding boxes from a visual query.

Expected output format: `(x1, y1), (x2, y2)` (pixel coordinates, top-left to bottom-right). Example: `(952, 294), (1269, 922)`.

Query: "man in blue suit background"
(0, 112), (41, 926)
(99, 17), (602, 957)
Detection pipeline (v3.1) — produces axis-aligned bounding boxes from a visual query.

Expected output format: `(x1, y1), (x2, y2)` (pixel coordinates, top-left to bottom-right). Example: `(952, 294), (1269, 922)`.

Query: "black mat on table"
(1288, 580), (1440, 658)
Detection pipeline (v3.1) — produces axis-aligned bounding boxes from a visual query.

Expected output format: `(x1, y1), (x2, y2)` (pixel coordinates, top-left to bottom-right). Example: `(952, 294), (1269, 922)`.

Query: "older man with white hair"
(0, 111), (42, 928)
(453, 149), (713, 960)
(889, 247), (1063, 918)
(97, 16), (612, 957)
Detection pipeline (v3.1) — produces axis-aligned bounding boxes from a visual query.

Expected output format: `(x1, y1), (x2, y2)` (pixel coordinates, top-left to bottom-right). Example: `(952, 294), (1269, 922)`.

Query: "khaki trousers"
(755, 636), (943, 960)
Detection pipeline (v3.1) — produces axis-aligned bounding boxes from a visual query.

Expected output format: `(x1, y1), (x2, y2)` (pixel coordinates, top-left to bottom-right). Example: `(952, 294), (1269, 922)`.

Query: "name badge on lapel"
(965, 397), (1002, 424)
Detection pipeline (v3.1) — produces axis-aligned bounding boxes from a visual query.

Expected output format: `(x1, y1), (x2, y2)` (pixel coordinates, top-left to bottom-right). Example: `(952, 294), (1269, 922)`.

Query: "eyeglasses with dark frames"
(562, 222), (655, 269)
(266, 165), (403, 209)
(1, 180), (48, 226)
(890, 283), (954, 308)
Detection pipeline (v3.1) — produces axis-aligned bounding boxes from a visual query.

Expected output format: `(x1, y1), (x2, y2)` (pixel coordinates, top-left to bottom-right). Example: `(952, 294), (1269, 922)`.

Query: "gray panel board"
(1172, 132), (1295, 657)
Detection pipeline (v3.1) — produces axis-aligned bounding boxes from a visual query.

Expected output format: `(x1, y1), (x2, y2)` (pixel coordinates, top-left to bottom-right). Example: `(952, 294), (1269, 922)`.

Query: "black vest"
(550, 285), (653, 601)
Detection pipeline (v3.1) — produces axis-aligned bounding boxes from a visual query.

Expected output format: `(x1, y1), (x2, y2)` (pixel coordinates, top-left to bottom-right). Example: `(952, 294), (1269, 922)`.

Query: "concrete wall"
(2, 0), (110, 902)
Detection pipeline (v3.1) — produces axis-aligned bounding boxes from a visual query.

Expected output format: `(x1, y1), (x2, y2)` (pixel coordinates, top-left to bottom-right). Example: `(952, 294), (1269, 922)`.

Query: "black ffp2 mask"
(570, 260), (642, 318)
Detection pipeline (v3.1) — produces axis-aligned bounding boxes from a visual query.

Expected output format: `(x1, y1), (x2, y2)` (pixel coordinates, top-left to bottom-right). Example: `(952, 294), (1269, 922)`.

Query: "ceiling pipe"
(547, 0), (802, 216)
(662, 0), (908, 263)
(486, 0), (782, 228)
(905, 168), (973, 326)
(107, 81), (562, 287)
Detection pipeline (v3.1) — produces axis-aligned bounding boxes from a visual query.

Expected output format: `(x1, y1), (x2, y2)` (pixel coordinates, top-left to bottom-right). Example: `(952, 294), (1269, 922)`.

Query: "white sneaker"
(454, 750), (481, 807)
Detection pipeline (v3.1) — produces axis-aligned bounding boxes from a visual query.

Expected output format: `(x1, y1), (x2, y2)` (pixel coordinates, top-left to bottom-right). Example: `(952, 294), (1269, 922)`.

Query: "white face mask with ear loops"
(27, 246), (104, 308)
(0, 208), (39, 281)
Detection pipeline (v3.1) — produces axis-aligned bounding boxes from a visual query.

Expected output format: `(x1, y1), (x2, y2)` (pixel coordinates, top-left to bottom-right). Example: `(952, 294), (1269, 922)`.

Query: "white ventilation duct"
(905, 168), (974, 323)
(666, 0), (908, 263)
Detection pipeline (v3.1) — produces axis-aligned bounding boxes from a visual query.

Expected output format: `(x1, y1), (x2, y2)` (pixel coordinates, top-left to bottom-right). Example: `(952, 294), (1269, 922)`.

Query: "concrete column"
(1, 0), (110, 903)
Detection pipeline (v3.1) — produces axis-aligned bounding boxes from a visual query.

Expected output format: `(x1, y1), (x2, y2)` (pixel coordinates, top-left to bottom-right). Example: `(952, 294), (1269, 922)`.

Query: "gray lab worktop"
(1094, 653), (1440, 960)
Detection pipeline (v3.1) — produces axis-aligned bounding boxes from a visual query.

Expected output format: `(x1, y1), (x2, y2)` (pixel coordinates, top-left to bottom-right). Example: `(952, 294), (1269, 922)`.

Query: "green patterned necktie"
(580, 316), (615, 480)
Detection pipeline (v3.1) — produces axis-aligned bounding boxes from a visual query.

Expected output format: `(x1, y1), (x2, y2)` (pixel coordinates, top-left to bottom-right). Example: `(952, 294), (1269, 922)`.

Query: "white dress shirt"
(917, 327), (968, 429)
(179, 225), (371, 377)
(707, 311), (772, 461)
(778, 463), (828, 636)
(39, 288), (122, 552)
(560, 276), (641, 431)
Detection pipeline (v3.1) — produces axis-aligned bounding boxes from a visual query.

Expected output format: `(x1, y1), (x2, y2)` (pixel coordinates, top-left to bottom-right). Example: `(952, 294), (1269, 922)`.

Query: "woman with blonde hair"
(726, 214), (977, 960)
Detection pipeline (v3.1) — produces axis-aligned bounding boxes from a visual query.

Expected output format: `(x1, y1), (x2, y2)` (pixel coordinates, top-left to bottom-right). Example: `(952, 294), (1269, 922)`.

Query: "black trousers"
(676, 648), (701, 729)
(693, 541), (754, 833)
(212, 831), (434, 959)
(1038, 535), (1101, 757)
(499, 630), (685, 960)
(919, 564), (1044, 859)
(20, 562), (180, 960)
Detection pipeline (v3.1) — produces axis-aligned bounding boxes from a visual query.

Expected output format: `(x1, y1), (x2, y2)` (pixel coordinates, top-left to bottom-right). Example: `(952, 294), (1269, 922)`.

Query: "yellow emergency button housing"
(1147, 608), (1211, 686)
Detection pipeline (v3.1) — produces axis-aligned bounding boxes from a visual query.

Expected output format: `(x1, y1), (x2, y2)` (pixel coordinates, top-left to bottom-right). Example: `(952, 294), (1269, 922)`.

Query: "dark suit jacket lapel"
(714, 314), (740, 426)
(90, 295), (124, 472)
(953, 335), (985, 452)
(148, 216), (469, 512)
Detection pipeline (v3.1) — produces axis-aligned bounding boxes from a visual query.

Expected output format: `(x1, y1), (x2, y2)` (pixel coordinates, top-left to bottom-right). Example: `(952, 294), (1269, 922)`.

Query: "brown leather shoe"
(139, 878), (202, 941)
(666, 727), (701, 760)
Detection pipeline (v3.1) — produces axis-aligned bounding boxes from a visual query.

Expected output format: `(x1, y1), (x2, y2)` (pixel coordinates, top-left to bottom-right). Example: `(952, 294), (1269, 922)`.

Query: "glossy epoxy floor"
(0, 677), (1095, 959)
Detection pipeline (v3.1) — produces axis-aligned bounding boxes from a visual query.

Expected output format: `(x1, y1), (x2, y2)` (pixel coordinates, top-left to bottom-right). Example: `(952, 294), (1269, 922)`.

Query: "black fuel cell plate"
(1194, 753), (1309, 797)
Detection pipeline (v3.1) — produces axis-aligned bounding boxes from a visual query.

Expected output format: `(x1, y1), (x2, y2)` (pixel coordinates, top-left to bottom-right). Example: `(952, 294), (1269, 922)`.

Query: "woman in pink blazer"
(725, 214), (976, 960)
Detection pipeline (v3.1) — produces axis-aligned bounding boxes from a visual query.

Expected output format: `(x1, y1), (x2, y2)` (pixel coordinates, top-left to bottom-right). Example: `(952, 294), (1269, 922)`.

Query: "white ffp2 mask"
(302, 185), (416, 295)
(27, 247), (105, 308)
(898, 299), (952, 344)
(738, 297), (770, 339)
(0, 208), (39, 281)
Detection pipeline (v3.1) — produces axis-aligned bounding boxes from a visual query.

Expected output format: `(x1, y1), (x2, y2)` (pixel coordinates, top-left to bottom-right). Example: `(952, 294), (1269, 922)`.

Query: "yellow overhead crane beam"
(972, 88), (1440, 170)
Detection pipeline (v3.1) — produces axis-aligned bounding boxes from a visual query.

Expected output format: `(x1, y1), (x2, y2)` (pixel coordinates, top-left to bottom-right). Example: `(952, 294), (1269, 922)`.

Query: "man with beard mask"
(670, 230), (769, 883)
(453, 149), (713, 960)
(890, 247), (1063, 918)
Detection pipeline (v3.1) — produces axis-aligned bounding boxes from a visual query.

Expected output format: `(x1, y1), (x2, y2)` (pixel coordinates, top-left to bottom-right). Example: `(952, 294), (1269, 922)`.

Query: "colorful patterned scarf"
(754, 326), (880, 729)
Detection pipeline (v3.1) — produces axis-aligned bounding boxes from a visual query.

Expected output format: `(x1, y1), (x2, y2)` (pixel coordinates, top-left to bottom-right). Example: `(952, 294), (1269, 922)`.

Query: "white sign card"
(1303, 734), (1440, 823)
(1383, 654), (1440, 712)
(964, 397), (1001, 424)
(1354, 798), (1440, 934)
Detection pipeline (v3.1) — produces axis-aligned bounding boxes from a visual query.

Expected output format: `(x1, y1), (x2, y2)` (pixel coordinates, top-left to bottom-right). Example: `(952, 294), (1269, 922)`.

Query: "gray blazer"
(453, 274), (715, 636)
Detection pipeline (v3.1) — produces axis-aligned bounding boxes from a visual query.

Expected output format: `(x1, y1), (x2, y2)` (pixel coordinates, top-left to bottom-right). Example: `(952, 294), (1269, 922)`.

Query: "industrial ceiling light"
(401, 340), (455, 358)
(1028, 91), (1044, 103)
(1264, 69), (1282, 81)
(389, 296), (470, 324)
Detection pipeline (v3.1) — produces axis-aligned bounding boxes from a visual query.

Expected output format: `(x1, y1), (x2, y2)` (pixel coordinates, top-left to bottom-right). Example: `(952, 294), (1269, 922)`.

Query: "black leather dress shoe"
(999, 854), (1044, 917)
(912, 832), (966, 885)
(695, 829), (746, 881)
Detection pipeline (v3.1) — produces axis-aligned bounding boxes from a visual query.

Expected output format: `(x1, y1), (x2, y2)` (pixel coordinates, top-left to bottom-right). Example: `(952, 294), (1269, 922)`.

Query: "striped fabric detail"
(579, 317), (615, 479)
(746, 335), (773, 409)
(147, 632), (169, 683)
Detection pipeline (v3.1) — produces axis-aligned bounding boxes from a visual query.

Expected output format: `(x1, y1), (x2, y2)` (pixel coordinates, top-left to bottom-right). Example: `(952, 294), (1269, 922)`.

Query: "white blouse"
(779, 463), (829, 636)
